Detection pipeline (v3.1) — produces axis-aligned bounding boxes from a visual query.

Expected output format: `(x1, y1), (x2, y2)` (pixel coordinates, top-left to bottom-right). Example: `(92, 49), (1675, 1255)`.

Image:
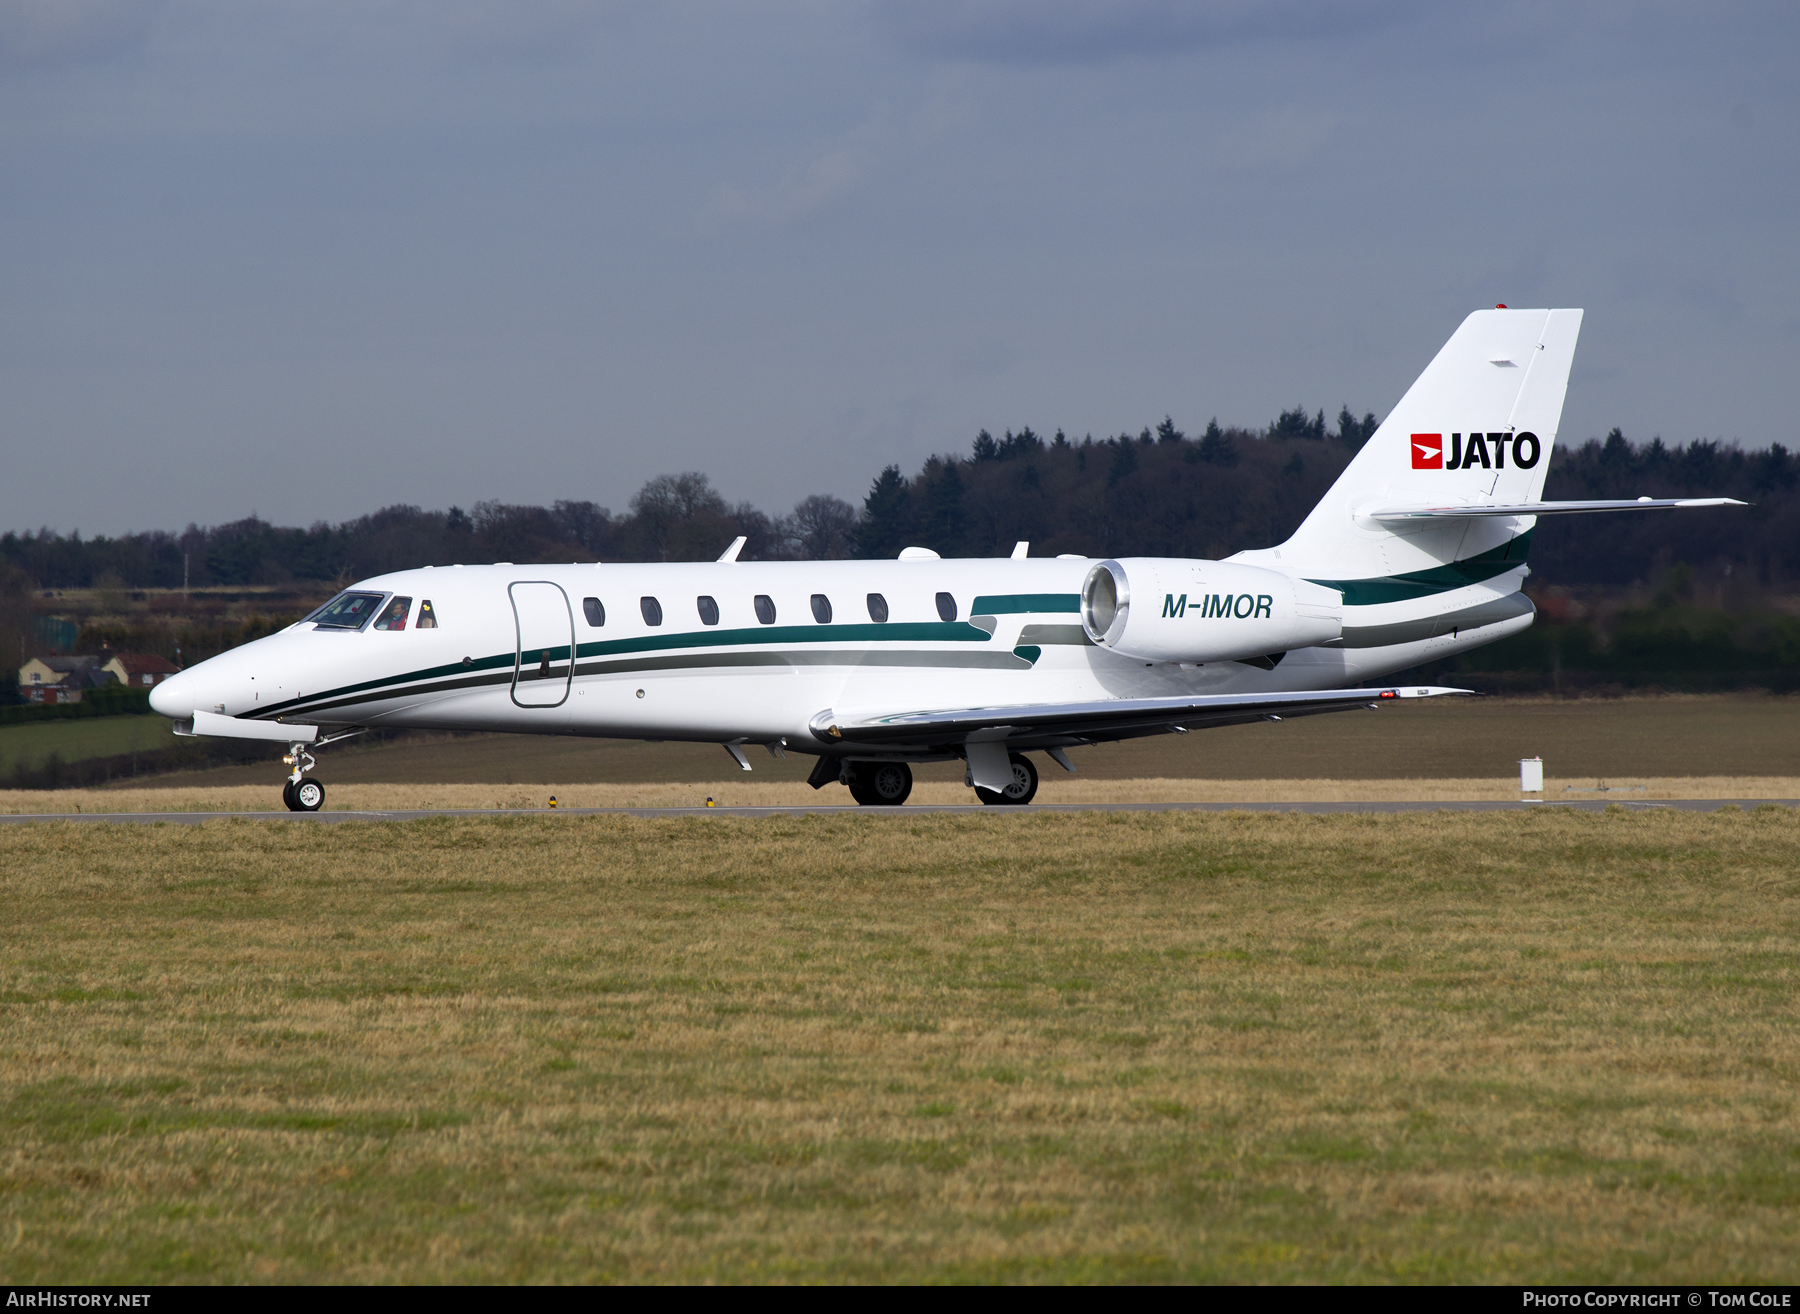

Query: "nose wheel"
(283, 743), (325, 812)
(282, 778), (325, 812)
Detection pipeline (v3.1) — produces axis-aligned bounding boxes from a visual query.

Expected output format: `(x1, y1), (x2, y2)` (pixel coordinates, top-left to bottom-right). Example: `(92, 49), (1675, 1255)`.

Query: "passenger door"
(509, 581), (574, 708)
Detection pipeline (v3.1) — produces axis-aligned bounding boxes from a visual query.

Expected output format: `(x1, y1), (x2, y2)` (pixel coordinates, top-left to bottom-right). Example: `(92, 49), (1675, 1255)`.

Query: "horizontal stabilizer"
(1368, 498), (1745, 521)
(187, 709), (319, 743)
(811, 685), (1470, 750)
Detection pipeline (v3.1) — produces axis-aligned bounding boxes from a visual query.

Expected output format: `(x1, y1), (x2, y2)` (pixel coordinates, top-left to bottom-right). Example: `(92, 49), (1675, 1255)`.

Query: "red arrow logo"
(1411, 434), (1443, 469)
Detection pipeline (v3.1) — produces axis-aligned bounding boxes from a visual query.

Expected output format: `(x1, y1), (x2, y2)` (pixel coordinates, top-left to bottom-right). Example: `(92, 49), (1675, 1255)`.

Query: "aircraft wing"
(810, 685), (1471, 750)
(1368, 498), (1744, 521)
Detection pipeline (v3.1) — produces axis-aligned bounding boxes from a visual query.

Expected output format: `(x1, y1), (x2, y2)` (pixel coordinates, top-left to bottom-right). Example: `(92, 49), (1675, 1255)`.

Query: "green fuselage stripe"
(1307, 531), (1533, 606)
(971, 593), (1081, 615)
(573, 620), (988, 659)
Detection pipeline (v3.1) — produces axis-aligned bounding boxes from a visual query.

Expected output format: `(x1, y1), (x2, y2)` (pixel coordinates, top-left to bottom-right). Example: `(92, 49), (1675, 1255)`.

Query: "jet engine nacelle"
(1080, 558), (1343, 664)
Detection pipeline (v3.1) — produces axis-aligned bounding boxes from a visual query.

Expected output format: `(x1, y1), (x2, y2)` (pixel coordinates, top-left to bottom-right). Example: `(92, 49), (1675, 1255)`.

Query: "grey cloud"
(708, 131), (876, 225)
(876, 0), (1425, 64)
(0, 0), (648, 77)
(0, 0), (165, 69)
(2, 0), (1795, 535)
(436, 0), (647, 66)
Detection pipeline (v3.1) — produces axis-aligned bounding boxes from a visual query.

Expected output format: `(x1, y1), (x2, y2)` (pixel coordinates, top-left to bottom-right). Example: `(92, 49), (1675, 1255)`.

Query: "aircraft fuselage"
(149, 555), (1530, 755)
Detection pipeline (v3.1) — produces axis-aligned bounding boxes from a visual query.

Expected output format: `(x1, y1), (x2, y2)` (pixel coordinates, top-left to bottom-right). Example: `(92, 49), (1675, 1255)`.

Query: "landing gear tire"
(848, 761), (912, 807)
(975, 753), (1038, 806)
(288, 778), (325, 812)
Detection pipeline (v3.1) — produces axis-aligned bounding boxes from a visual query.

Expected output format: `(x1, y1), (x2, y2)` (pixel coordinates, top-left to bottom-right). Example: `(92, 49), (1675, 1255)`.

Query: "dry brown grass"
(1, 808), (1797, 1283)
(4, 775), (1797, 813)
(89, 693), (1800, 791)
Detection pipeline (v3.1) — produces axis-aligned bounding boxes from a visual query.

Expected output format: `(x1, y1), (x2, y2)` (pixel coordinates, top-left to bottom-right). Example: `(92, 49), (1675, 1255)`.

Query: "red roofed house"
(101, 652), (181, 690)
(16, 652), (181, 704)
(17, 655), (106, 704)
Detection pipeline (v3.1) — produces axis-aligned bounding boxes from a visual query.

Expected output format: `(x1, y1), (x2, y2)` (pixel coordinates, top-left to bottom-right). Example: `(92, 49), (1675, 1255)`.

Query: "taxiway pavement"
(1, 799), (1793, 824)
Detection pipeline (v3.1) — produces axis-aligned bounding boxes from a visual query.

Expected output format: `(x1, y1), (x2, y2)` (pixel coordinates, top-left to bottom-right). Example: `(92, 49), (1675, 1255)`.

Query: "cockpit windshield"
(303, 592), (387, 631)
(372, 596), (412, 631)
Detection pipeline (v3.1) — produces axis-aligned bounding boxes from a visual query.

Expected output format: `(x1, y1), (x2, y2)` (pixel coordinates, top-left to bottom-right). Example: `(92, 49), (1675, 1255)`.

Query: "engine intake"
(1080, 558), (1342, 664)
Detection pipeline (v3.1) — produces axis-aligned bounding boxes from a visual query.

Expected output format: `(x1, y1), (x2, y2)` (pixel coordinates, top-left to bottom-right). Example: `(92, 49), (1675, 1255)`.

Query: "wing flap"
(810, 685), (1470, 749)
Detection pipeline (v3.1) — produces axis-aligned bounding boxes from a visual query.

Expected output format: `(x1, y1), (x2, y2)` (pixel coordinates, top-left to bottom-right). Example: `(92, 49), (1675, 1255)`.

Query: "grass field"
(0, 715), (175, 775)
(2, 809), (1797, 1283)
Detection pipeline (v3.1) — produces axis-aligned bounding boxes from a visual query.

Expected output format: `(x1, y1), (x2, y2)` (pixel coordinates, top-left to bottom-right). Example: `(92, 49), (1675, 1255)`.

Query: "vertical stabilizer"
(1268, 308), (1582, 583)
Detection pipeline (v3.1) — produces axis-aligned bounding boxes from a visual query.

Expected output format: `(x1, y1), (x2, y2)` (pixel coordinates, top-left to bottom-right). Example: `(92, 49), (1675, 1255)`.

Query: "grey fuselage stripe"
(256, 646), (1037, 720)
(1017, 623), (1092, 646)
(1337, 592), (1533, 649)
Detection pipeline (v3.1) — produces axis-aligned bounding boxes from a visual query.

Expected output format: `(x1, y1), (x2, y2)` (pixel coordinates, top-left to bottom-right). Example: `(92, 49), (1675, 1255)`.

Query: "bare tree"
(782, 494), (859, 560)
(621, 473), (733, 561)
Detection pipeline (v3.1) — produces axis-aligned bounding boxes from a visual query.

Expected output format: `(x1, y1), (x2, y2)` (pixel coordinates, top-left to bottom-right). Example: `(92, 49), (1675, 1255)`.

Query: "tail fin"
(1270, 308), (1583, 587)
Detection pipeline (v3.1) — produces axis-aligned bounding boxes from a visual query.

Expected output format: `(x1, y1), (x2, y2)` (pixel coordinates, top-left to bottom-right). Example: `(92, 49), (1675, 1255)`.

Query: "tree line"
(4, 417), (1796, 591)
(0, 475), (860, 591)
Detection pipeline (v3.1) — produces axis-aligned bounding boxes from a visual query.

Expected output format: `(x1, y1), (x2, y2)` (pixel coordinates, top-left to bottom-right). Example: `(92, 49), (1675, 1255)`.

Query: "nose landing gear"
(282, 743), (325, 812)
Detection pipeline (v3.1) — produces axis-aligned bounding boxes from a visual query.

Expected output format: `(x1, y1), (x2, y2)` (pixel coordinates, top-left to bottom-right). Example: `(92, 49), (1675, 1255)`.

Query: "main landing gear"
(845, 760), (913, 807)
(282, 743), (325, 812)
(974, 753), (1038, 806)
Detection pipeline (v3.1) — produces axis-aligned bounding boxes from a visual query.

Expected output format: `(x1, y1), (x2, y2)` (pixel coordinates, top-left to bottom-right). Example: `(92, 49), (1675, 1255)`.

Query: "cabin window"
(935, 592), (957, 622)
(582, 597), (605, 627)
(373, 596), (412, 631)
(416, 599), (438, 629)
(753, 594), (776, 625)
(866, 593), (888, 623)
(810, 594), (832, 624)
(640, 596), (663, 627)
(305, 591), (386, 631)
(696, 596), (720, 626)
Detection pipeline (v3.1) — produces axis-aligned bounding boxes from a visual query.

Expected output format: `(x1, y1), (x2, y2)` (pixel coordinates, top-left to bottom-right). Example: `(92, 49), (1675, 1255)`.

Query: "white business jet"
(150, 309), (1742, 810)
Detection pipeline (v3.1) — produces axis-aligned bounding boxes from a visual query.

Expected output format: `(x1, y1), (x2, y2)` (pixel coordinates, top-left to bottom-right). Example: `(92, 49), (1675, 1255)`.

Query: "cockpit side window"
(305, 591), (386, 631)
(373, 596), (413, 631)
(417, 600), (438, 629)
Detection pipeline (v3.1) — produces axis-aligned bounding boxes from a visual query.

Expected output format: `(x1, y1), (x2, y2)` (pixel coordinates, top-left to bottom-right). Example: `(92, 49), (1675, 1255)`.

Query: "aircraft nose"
(149, 671), (194, 718)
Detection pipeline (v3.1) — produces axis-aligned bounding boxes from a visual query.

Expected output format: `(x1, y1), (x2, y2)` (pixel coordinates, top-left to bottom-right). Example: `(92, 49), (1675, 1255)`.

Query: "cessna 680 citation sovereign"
(150, 309), (1742, 810)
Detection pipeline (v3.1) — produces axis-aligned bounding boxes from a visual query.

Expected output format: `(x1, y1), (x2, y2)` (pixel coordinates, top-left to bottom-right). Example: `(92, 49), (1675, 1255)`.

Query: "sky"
(2, 0), (1796, 535)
